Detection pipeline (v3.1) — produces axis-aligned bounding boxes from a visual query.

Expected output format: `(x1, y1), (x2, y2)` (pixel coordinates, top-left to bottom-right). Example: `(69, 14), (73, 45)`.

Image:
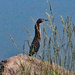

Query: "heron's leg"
(35, 53), (37, 58)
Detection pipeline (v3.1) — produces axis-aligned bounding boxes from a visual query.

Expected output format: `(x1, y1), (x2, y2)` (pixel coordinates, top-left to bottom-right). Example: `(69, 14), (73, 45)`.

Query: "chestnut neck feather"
(35, 23), (41, 40)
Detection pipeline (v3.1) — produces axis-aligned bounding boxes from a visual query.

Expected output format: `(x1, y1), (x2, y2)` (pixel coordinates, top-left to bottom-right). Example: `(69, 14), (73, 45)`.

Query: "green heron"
(29, 18), (48, 57)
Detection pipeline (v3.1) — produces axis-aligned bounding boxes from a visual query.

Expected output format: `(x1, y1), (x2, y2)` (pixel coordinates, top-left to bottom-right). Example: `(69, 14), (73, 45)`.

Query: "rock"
(0, 54), (74, 75)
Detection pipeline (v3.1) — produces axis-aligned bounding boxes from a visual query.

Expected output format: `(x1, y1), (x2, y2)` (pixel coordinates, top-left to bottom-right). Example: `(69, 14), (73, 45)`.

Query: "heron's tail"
(29, 51), (34, 56)
(29, 53), (32, 56)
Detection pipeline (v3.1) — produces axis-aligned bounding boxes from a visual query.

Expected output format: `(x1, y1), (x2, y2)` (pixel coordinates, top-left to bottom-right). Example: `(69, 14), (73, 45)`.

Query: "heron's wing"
(29, 37), (40, 56)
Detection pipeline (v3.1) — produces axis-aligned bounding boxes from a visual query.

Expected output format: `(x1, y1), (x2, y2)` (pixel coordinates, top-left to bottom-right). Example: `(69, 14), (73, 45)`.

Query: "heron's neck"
(35, 23), (41, 40)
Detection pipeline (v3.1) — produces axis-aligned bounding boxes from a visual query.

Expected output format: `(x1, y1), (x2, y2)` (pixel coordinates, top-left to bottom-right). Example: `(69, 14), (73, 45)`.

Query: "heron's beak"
(44, 19), (49, 21)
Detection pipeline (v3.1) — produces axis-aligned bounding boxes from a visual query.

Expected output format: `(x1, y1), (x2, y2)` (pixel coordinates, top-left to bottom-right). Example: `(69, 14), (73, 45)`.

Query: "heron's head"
(37, 18), (48, 24)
